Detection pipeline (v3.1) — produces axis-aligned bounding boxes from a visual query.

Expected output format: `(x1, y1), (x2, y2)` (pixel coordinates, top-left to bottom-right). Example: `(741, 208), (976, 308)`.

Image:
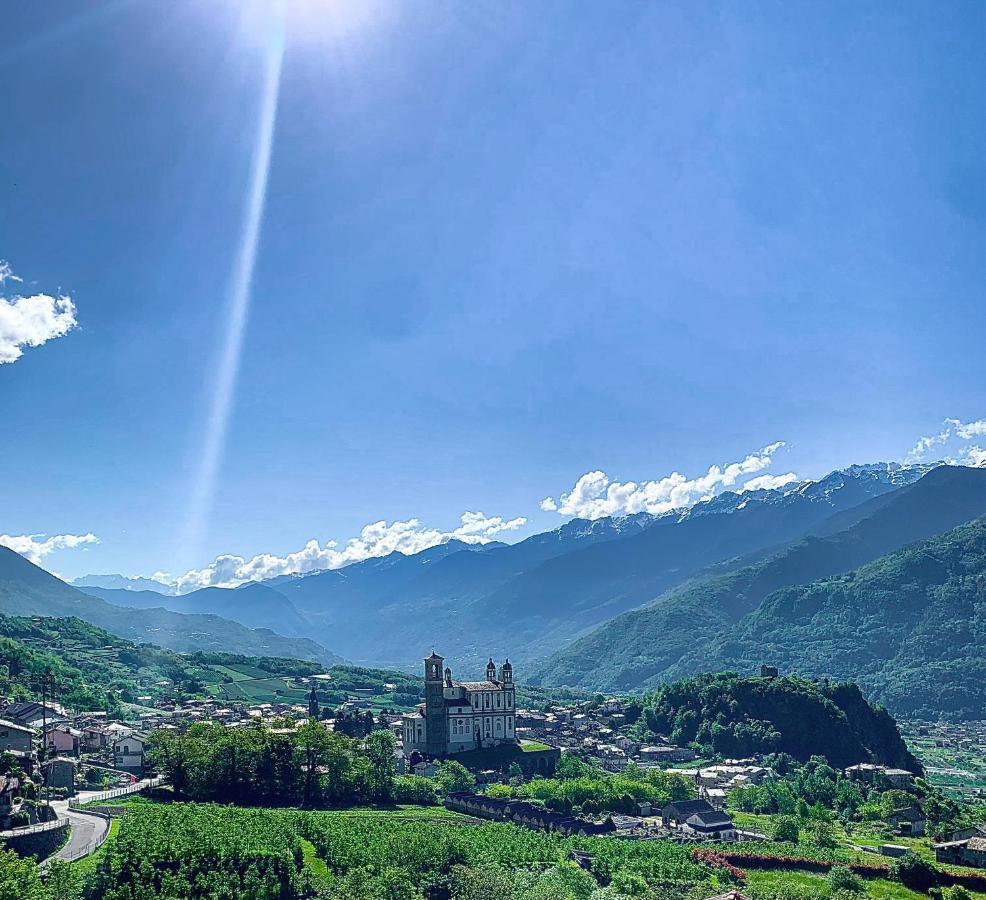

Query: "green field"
(199, 662), (424, 711)
(904, 729), (986, 800)
(745, 868), (948, 900)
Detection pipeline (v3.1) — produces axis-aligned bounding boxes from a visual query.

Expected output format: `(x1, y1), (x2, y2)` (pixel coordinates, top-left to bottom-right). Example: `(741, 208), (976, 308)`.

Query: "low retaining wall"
(2, 819), (69, 861)
(79, 804), (129, 818)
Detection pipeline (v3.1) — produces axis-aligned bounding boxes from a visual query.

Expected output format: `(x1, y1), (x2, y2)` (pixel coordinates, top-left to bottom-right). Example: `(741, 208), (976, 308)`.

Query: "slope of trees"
(636, 673), (919, 772)
(695, 518), (986, 718)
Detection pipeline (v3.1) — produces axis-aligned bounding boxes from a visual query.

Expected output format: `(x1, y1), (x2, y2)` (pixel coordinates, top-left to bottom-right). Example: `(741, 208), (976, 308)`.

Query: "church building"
(402, 651), (516, 756)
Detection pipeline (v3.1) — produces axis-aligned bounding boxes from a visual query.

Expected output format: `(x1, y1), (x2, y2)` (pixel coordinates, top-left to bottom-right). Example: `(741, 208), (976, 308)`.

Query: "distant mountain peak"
(71, 573), (177, 596)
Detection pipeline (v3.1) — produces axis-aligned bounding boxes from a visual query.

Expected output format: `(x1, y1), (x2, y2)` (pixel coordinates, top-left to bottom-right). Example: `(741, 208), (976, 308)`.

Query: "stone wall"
(3, 820), (69, 860)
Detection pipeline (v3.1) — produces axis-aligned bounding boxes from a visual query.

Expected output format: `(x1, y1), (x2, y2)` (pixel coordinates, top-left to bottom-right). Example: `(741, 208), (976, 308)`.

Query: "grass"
(208, 664), (254, 682)
(312, 805), (467, 820)
(520, 740), (552, 752)
(745, 866), (986, 899)
(744, 869), (927, 899)
(668, 757), (715, 769)
(300, 838), (330, 881)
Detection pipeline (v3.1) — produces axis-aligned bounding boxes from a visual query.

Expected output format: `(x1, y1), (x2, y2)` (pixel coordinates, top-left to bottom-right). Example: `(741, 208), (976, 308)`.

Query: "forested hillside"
(692, 516), (986, 719)
(0, 614), (223, 711)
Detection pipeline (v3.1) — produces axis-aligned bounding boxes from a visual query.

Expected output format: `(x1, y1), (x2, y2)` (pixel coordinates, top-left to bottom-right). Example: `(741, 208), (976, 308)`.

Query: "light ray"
(180, 12), (285, 563)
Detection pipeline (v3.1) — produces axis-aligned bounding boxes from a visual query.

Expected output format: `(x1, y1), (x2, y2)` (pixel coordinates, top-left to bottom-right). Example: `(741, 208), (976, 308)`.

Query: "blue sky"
(2, 0), (985, 587)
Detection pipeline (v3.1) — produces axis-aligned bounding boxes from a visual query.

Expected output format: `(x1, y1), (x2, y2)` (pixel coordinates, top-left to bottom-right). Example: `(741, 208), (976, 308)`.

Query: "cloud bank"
(0, 261), (78, 364)
(539, 442), (792, 520)
(907, 417), (986, 466)
(0, 532), (99, 566)
(174, 511), (527, 593)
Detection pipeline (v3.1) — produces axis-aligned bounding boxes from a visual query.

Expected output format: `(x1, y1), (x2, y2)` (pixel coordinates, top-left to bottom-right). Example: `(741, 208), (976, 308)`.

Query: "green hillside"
(529, 466), (986, 708)
(693, 516), (986, 719)
(0, 614), (212, 712)
(639, 672), (920, 771)
(0, 614), (339, 714)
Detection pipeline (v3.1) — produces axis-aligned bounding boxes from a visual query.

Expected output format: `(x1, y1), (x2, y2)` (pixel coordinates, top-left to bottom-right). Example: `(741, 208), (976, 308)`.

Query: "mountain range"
(228, 460), (943, 669)
(8, 459), (986, 718)
(528, 464), (986, 715)
(0, 546), (342, 665)
(71, 573), (178, 595)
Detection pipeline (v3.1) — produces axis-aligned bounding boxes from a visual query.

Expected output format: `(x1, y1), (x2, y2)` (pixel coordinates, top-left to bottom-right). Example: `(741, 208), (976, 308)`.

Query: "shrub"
(435, 760), (476, 795)
(889, 852), (940, 892)
(827, 865), (864, 894)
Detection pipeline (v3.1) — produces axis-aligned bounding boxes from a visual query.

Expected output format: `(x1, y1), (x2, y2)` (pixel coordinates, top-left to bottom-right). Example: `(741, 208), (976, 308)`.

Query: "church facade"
(402, 651), (517, 756)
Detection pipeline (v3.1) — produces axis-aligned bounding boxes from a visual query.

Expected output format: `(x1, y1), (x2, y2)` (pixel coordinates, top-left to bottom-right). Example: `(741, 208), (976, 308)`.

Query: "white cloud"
(739, 472), (800, 492)
(948, 418), (986, 440)
(0, 261), (78, 364)
(906, 430), (950, 462)
(0, 261), (22, 285)
(174, 510), (528, 593)
(541, 442), (790, 520)
(0, 532), (99, 566)
(907, 418), (986, 462)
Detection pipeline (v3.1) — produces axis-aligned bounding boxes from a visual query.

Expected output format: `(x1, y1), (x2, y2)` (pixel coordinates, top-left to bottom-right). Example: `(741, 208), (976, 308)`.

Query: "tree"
(772, 815), (800, 843)
(0, 847), (47, 900)
(880, 789), (916, 818)
(938, 887), (973, 900)
(40, 861), (81, 900)
(364, 730), (397, 803)
(296, 719), (333, 807)
(435, 760), (476, 795)
(556, 754), (596, 780)
(322, 731), (357, 803)
(147, 729), (198, 800)
(450, 864), (515, 900)
(808, 818), (837, 848)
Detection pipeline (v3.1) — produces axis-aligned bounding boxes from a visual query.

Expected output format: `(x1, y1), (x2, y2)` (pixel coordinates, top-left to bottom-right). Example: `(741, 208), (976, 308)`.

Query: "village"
(2, 652), (984, 878)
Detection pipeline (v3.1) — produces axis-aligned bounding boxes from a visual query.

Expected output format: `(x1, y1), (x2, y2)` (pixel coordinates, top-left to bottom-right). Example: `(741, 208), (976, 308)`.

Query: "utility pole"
(39, 668), (55, 807)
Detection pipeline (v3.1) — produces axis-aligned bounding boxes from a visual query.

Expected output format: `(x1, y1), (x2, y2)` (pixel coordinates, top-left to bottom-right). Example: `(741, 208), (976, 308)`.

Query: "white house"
(113, 732), (147, 774)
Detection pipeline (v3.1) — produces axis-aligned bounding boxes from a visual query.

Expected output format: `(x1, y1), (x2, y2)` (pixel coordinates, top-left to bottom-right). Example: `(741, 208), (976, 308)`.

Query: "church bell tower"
(424, 651), (447, 756)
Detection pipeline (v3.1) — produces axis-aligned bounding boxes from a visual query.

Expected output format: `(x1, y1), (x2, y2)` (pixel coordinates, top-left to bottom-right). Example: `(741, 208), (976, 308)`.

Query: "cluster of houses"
(844, 763), (917, 789)
(673, 762), (773, 810)
(514, 700), (697, 773)
(0, 701), (152, 804)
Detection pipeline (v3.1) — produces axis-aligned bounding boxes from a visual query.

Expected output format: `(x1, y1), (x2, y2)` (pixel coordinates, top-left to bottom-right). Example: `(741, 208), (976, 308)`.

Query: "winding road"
(56, 804), (110, 862)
